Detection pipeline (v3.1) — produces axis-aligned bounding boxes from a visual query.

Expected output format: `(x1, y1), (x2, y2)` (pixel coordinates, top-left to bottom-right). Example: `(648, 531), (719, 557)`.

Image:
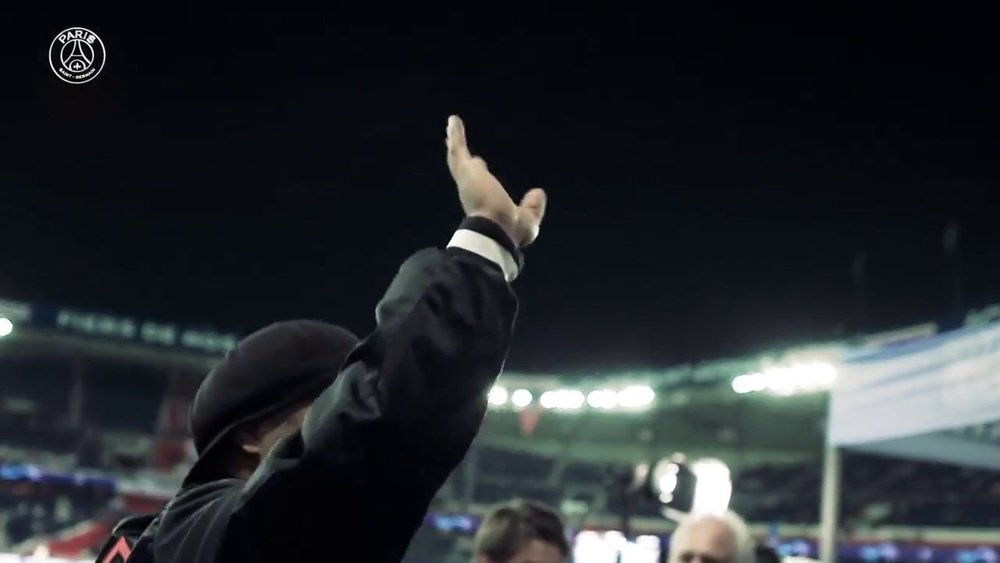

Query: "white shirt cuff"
(447, 229), (519, 282)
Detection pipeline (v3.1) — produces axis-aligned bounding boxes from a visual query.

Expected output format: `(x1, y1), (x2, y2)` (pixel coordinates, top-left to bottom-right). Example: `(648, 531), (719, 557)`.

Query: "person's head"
(185, 320), (359, 484)
(668, 511), (754, 563)
(222, 400), (312, 479)
(473, 499), (569, 563)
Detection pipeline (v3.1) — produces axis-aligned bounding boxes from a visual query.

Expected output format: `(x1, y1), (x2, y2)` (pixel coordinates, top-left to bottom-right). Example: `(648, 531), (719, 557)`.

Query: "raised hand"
(445, 115), (547, 247)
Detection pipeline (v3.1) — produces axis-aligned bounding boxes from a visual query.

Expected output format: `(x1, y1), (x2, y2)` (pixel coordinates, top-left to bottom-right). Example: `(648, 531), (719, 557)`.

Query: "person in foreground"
(471, 499), (569, 563)
(668, 511), (755, 563)
(95, 115), (548, 563)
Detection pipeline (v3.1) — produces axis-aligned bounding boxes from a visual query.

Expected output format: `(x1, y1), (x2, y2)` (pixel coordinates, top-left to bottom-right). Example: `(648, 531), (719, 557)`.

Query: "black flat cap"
(184, 320), (359, 485)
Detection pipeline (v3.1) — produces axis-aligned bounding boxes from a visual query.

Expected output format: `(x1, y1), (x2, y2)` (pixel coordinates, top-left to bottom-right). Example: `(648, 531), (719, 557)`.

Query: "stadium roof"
(5, 294), (1000, 465)
(0, 327), (218, 372)
(0, 297), (232, 372)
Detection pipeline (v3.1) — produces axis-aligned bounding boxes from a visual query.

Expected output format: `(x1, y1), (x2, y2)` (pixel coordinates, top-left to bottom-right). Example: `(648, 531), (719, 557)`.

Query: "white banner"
(829, 321), (1000, 468)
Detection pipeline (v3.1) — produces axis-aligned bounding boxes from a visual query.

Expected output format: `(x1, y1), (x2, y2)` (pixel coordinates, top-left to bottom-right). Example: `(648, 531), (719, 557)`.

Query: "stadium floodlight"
(487, 386), (508, 407)
(0, 317), (12, 338)
(539, 389), (586, 410)
(616, 385), (656, 409)
(731, 362), (837, 396)
(510, 388), (533, 408)
(488, 385), (658, 412)
(586, 389), (618, 409)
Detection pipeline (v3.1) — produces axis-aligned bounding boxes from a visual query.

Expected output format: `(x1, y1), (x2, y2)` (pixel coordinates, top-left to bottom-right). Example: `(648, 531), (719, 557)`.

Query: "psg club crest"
(49, 27), (107, 84)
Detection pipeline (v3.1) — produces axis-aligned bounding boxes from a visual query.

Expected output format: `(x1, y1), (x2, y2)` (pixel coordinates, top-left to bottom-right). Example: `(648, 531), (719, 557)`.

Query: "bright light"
(691, 458), (732, 515)
(586, 389), (618, 409)
(616, 385), (655, 409)
(573, 530), (618, 563)
(650, 459), (683, 504)
(0, 318), (12, 338)
(487, 386), (508, 406)
(652, 462), (680, 492)
(573, 531), (660, 563)
(540, 389), (585, 410)
(490, 385), (658, 412)
(731, 373), (765, 394)
(657, 472), (678, 496)
(627, 535), (662, 563)
(511, 388), (533, 408)
(731, 362), (837, 395)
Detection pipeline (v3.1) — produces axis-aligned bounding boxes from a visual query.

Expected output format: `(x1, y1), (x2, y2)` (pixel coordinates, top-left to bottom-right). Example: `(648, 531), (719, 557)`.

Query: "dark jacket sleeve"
(153, 223), (520, 563)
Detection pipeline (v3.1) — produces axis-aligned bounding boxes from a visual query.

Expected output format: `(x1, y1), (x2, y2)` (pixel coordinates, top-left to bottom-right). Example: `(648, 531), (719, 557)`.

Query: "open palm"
(445, 115), (547, 247)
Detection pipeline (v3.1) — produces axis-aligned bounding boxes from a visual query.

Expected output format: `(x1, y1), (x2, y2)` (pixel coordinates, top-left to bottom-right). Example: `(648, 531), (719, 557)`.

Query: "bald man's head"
(668, 512), (754, 563)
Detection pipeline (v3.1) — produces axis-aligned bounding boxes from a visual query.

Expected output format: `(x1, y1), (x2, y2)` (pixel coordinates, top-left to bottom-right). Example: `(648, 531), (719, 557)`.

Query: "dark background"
(1, 8), (997, 372)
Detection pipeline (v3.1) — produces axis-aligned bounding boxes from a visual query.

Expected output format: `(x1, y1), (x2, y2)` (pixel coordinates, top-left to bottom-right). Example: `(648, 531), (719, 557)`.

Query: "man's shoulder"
(173, 478), (244, 504)
(98, 509), (165, 563)
(151, 479), (245, 562)
(160, 478), (244, 525)
(111, 512), (159, 538)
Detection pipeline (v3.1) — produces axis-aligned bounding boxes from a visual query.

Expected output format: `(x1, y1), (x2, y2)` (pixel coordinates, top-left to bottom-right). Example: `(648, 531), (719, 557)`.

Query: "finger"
(519, 188), (547, 222)
(446, 115), (471, 171)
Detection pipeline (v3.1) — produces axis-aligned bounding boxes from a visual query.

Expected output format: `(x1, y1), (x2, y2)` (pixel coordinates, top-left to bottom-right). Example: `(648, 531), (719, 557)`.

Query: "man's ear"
(235, 428), (261, 455)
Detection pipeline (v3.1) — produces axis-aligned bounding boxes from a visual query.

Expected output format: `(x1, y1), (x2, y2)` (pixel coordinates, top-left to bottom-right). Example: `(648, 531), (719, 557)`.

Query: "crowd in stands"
(2, 441), (997, 556)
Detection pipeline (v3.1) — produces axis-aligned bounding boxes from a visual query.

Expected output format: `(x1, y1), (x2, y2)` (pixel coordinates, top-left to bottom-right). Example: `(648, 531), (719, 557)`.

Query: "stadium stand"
(2, 297), (999, 561)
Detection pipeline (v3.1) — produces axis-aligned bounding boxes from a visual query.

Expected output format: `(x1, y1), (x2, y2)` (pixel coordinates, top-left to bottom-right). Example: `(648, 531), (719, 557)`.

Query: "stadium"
(1, 296), (998, 563)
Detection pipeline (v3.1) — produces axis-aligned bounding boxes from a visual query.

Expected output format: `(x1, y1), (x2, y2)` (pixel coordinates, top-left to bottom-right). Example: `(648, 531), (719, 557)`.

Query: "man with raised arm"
(95, 115), (547, 563)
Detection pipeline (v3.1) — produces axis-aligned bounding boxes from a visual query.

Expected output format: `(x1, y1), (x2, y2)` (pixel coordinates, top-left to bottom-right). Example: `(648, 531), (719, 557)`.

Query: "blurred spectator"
(669, 511), (754, 563)
(473, 499), (569, 563)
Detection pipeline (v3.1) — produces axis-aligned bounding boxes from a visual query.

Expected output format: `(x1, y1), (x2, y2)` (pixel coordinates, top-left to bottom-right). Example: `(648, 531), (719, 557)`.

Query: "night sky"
(2, 9), (997, 373)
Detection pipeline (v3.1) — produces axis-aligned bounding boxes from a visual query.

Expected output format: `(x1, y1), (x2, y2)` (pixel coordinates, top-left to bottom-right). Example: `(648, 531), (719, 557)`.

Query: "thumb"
(515, 188), (547, 247)
(518, 188), (547, 222)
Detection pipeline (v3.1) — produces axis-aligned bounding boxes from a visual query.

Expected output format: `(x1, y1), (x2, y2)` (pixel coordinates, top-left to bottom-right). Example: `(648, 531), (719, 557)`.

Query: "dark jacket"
(97, 231), (519, 562)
